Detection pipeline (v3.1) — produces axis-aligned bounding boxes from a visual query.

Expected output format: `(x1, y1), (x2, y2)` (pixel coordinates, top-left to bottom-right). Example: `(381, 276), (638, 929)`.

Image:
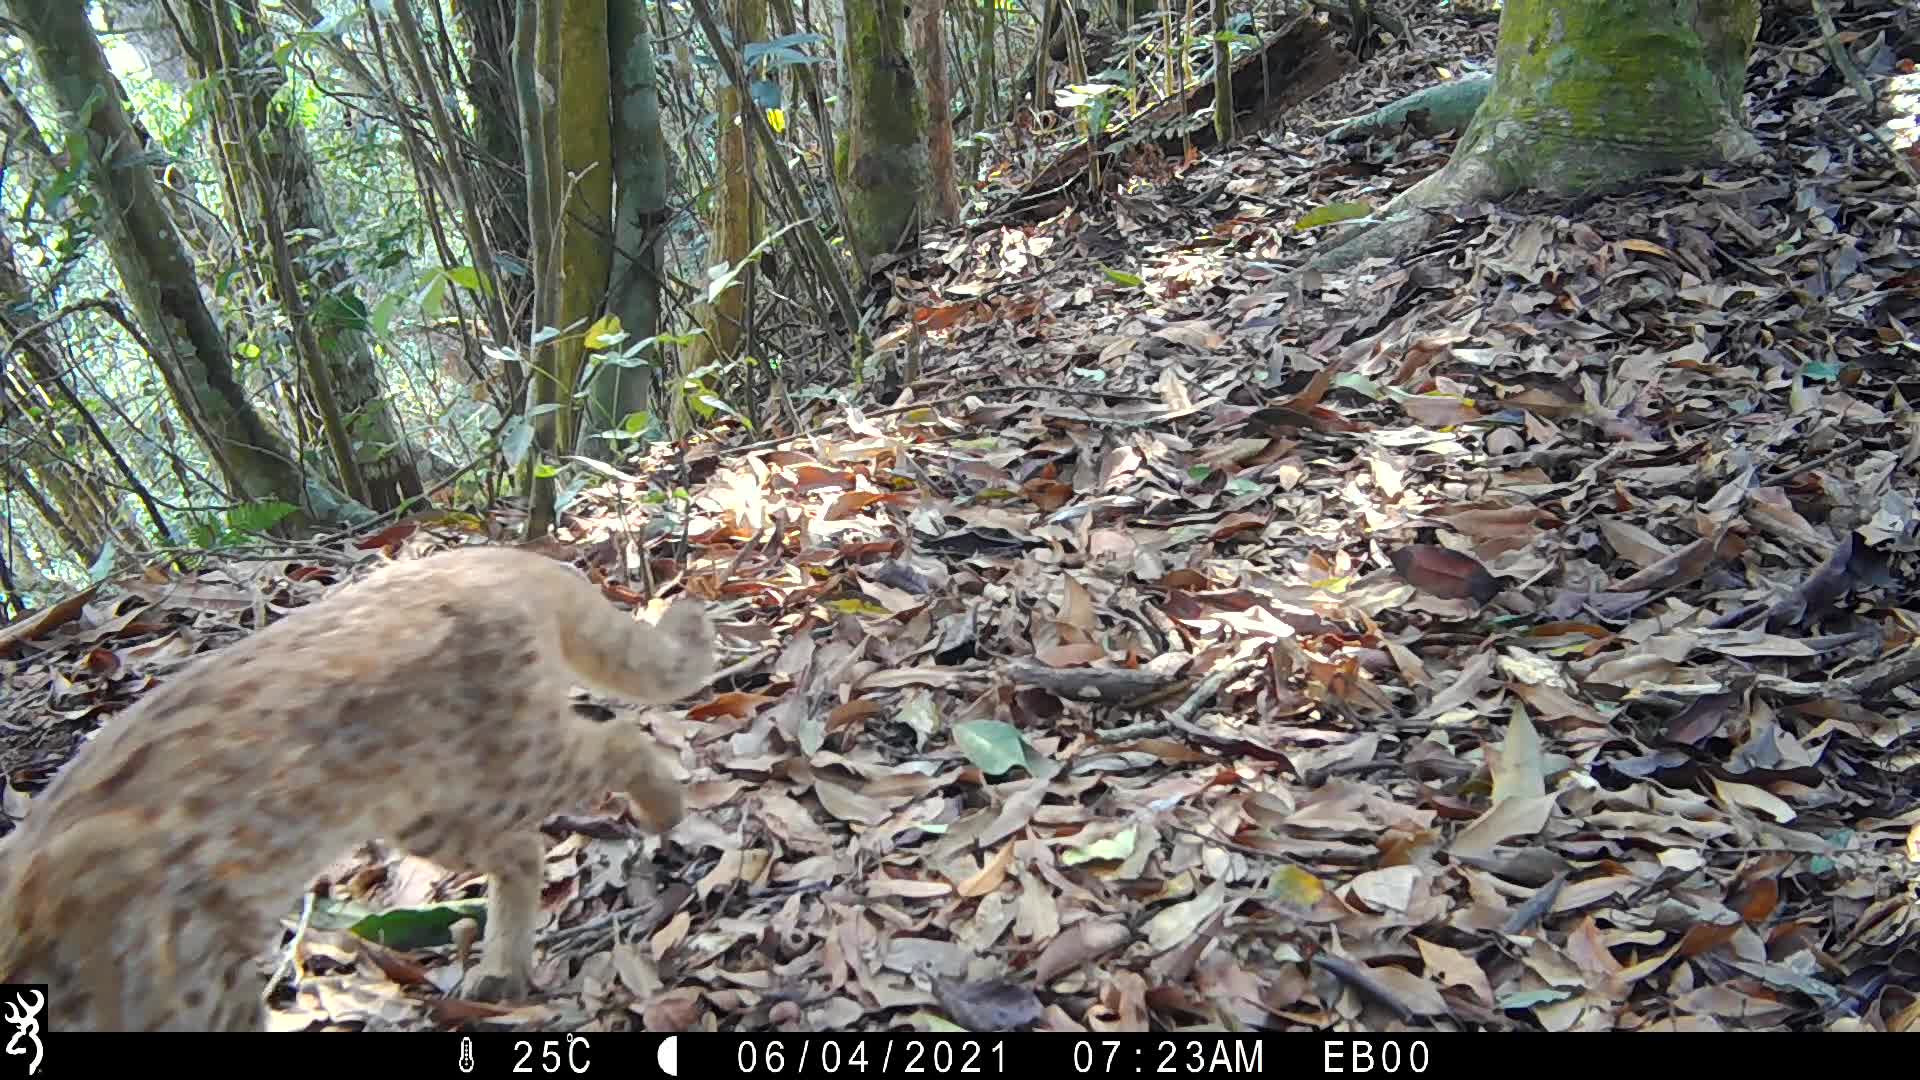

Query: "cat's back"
(15, 549), (579, 826)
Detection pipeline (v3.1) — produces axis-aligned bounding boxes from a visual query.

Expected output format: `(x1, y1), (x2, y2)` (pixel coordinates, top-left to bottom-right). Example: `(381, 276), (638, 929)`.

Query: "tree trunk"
(550, 0), (614, 458)
(839, 0), (926, 265)
(513, 0), (558, 534)
(967, 0), (999, 181)
(693, 0), (769, 374)
(914, 0), (960, 223)
(1310, 0), (1761, 273)
(1211, 0), (1233, 145)
(587, 0), (674, 458)
(453, 0), (536, 327)
(1457, 0), (1759, 195)
(515, 0), (615, 535)
(4, 0), (367, 531)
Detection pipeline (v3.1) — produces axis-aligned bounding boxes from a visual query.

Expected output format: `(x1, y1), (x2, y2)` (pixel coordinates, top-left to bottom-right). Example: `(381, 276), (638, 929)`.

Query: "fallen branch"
(1008, 658), (1188, 704)
(1094, 646), (1266, 743)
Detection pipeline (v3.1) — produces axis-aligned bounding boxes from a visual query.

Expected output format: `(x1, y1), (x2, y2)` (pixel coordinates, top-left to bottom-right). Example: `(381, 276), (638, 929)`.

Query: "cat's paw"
(458, 967), (531, 1004)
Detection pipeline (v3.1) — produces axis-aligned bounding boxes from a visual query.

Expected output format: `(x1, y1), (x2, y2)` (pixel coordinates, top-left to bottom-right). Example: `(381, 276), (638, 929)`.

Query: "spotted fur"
(0, 546), (712, 1031)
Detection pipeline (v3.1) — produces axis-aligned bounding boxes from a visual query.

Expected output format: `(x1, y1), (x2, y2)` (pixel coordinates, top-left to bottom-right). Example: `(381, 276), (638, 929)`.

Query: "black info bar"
(10, 1029), (1824, 1079)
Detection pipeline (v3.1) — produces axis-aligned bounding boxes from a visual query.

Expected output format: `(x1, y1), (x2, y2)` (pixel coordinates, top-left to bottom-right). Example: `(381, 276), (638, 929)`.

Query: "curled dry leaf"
(1030, 920), (1133, 986)
(928, 977), (1043, 1032)
(1387, 544), (1502, 604)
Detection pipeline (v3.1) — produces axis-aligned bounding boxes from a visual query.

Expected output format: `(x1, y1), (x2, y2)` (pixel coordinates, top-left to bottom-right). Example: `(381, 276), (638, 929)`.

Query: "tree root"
(1296, 152), (1509, 276)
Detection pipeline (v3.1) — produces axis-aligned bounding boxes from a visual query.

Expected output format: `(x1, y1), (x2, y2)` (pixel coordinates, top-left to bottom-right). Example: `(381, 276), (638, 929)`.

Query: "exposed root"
(1296, 152), (1510, 276)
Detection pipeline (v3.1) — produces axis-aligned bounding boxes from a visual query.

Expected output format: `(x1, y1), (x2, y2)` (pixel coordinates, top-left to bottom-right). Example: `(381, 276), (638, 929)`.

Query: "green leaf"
(584, 314), (625, 350)
(700, 220), (811, 304)
(347, 899), (490, 950)
(1063, 825), (1138, 865)
(370, 291), (402, 338)
(416, 271), (448, 316)
(1055, 81), (1120, 109)
(1103, 267), (1144, 288)
(312, 291), (370, 334)
(1294, 201), (1373, 232)
(533, 463), (559, 478)
(953, 720), (1027, 776)
(1810, 829), (1852, 874)
(1496, 988), (1576, 1010)
(226, 500), (297, 535)
(1268, 865), (1325, 906)
(743, 33), (830, 68)
(823, 598), (891, 618)
(445, 265), (483, 290)
(186, 516), (218, 549)
(554, 474), (593, 515)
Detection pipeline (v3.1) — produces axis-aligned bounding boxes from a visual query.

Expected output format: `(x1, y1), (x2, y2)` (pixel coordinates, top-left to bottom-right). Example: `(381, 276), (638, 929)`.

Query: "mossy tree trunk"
(586, 0), (674, 459)
(839, 0), (926, 266)
(516, 0), (615, 536)
(1456, 0), (1758, 194)
(1210, 0), (1232, 145)
(967, 0), (998, 181)
(1312, 0), (1761, 272)
(554, 0), (615, 459)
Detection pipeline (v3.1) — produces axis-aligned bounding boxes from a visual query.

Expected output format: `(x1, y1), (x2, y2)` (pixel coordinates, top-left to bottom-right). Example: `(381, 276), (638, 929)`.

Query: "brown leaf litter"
(5, 3), (1920, 1035)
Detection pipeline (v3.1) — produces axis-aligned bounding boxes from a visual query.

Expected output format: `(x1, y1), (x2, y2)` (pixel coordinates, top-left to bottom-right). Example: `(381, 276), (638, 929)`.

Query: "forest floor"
(4, 4), (1920, 1034)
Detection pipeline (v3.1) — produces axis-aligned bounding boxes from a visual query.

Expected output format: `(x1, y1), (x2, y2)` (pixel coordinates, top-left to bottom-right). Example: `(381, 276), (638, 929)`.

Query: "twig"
(306, 409), (520, 548)
(128, 543), (369, 567)
(1168, 651), (1258, 723)
(1162, 822), (1313, 870)
(266, 890), (317, 1003)
(1096, 647), (1263, 743)
(1310, 952), (1419, 1024)
(1809, 0), (1920, 185)
(1765, 442), (1856, 486)
(1097, 717), (1173, 742)
(540, 907), (654, 957)
(1847, 651), (1920, 702)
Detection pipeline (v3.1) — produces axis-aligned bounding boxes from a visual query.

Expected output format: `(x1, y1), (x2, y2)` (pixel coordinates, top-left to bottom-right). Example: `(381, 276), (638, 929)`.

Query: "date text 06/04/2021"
(728, 1036), (1433, 1076)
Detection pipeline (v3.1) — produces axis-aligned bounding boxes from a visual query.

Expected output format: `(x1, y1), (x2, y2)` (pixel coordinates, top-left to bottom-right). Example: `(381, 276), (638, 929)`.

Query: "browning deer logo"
(2, 988), (43, 1077)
